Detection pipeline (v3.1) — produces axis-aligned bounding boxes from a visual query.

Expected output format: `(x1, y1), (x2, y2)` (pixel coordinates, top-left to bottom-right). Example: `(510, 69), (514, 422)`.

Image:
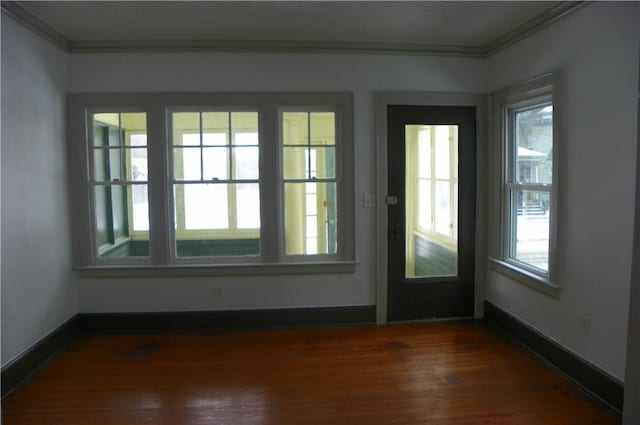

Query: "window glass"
(283, 111), (338, 256)
(511, 190), (550, 272)
(233, 147), (259, 180)
(502, 88), (554, 277)
(172, 111), (260, 258)
(284, 182), (337, 256)
(310, 112), (336, 145)
(515, 104), (553, 185)
(283, 112), (308, 145)
(74, 94), (352, 269)
(92, 112), (149, 258)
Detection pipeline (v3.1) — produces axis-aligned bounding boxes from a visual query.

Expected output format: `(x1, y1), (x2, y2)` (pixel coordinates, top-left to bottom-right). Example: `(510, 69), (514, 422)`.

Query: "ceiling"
(4, 1), (584, 56)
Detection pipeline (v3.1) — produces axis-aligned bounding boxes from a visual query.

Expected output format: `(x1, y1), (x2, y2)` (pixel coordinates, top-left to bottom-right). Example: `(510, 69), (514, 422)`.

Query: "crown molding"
(1, 1), (69, 50)
(485, 1), (589, 56)
(67, 38), (486, 57)
(2, 1), (588, 58)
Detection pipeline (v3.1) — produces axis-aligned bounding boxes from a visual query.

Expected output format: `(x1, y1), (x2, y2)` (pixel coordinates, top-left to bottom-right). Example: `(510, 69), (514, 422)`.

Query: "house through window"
(509, 103), (553, 271)
(490, 72), (558, 288)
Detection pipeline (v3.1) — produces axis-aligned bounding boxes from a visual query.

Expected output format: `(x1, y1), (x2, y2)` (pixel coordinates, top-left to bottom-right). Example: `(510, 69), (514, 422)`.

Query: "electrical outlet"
(580, 316), (591, 336)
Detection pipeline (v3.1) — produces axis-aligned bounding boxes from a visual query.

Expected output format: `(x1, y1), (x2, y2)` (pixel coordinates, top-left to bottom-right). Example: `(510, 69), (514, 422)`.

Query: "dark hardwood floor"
(2, 322), (619, 425)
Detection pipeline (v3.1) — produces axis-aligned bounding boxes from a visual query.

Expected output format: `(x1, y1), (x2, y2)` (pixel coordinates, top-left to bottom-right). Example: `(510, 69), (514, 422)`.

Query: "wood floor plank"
(2, 323), (620, 425)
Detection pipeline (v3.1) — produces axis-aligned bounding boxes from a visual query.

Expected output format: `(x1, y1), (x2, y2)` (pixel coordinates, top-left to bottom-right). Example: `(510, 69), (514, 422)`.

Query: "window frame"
(68, 93), (356, 275)
(86, 107), (153, 267)
(489, 73), (560, 294)
(167, 106), (262, 265)
(279, 106), (342, 261)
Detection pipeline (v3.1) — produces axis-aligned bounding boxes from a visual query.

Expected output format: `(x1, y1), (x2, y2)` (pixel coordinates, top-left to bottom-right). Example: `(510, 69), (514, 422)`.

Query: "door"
(387, 105), (476, 321)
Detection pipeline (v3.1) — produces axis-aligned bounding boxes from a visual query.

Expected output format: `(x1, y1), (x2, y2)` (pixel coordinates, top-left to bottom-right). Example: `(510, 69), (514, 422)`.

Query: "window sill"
(76, 261), (359, 278)
(489, 258), (560, 298)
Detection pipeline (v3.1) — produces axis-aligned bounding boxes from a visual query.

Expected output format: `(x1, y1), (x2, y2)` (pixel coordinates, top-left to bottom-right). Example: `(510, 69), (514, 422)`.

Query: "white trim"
(86, 107), (153, 267)
(278, 106), (342, 260)
(374, 92), (488, 325)
(489, 258), (560, 298)
(485, 2), (588, 56)
(77, 261), (358, 278)
(0, 1), (69, 50)
(68, 92), (355, 272)
(490, 72), (559, 291)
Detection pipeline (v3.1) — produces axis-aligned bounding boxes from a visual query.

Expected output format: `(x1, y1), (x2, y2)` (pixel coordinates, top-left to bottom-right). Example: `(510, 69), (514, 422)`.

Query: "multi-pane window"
(91, 112), (150, 259)
(506, 102), (553, 272)
(171, 111), (260, 258)
(492, 73), (557, 284)
(282, 111), (338, 256)
(71, 93), (354, 270)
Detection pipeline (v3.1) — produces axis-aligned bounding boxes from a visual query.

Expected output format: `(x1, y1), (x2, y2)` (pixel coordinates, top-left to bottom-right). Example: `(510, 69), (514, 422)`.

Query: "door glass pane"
(405, 124), (458, 278)
(435, 126), (450, 179)
(434, 181), (451, 236)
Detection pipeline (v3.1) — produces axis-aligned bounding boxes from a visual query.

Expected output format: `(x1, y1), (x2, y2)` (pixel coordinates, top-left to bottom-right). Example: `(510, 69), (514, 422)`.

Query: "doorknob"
(386, 195), (399, 205)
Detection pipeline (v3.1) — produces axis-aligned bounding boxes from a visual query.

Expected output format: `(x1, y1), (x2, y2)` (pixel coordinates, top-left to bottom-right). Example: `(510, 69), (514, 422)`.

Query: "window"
(282, 111), (338, 256)
(171, 111), (260, 258)
(69, 93), (354, 273)
(490, 73), (558, 289)
(507, 104), (553, 271)
(91, 112), (150, 259)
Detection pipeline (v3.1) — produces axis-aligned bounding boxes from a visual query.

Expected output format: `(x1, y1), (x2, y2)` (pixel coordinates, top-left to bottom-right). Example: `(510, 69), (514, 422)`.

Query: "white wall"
(69, 52), (487, 312)
(486, 3), (639, 380)
(1, 16), (75, 365)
